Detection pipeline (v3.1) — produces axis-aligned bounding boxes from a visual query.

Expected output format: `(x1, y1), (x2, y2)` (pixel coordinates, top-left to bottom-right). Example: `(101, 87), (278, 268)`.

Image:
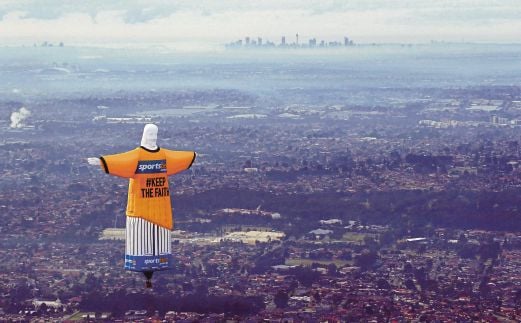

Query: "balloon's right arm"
(99, 150), (140, 178)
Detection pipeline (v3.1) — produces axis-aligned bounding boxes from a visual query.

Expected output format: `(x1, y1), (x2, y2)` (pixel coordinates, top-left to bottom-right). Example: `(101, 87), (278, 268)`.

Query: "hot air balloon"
(88, 124), (196, 287)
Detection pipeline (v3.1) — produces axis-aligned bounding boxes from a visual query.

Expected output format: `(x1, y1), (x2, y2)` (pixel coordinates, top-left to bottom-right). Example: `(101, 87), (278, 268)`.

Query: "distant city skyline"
(226, 35), (355, 49)
(0, 0), (520, 49)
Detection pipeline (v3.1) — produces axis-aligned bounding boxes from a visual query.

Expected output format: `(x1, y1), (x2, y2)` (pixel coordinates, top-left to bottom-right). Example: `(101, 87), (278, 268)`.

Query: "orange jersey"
(100, 146), (196, 230)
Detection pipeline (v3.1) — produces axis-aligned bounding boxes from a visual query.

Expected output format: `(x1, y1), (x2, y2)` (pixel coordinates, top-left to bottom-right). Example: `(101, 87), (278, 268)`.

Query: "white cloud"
(0, 1), (519, 46)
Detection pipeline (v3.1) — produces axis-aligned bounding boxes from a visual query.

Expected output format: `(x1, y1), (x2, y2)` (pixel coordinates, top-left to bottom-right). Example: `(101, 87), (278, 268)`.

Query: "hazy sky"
(0, 0), (519, 47)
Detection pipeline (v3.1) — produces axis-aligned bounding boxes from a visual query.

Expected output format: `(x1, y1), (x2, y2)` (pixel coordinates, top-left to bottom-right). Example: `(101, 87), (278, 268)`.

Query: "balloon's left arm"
(165, 150), (196, 175)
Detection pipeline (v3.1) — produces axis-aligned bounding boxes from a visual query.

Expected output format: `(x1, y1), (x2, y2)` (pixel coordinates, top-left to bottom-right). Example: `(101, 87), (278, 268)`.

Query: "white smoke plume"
(10, 107), (31, 128)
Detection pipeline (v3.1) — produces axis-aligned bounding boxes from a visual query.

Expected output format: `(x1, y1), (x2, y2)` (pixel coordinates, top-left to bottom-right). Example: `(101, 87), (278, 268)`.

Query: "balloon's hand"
(87, 157), (101, 166)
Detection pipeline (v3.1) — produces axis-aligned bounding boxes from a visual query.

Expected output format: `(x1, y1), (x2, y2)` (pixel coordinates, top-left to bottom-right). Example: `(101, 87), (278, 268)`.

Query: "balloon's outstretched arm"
(87, 157), (101, 166)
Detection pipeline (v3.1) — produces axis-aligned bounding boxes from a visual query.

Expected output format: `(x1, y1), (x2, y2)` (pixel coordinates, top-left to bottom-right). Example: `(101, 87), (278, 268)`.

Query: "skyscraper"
(281, 36), (286, 46)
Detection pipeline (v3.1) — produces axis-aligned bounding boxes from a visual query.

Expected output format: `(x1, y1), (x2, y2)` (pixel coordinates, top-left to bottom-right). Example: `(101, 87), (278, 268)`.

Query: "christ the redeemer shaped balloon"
(87, 124), (196, 288)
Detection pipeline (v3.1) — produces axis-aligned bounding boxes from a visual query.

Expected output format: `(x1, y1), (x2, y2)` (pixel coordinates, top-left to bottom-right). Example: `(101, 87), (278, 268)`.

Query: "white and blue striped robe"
(125, 217), (171, 256)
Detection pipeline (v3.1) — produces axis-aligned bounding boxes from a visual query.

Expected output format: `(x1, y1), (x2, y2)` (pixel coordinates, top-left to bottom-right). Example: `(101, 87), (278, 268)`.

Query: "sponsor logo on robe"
(124, 254), (173, 271)
(143, 258), (169, 265)
(135, 160), (167, 174)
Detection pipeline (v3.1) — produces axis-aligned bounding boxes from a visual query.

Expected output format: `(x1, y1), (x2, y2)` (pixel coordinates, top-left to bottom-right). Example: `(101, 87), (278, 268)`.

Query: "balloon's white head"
(141, 124), (158, 150)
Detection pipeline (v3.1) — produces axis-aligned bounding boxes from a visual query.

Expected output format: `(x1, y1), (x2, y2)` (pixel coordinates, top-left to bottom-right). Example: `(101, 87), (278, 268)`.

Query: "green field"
(342, 232), (378, 243)
(65, 312), (111, 321)
(65, 312), (90, 321)
(285, 258), (351, 267)
(221, 225), (274, 233)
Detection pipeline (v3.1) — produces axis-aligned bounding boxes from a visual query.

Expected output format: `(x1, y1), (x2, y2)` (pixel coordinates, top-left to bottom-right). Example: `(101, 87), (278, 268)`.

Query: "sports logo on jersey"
(135, 160), (167, 174)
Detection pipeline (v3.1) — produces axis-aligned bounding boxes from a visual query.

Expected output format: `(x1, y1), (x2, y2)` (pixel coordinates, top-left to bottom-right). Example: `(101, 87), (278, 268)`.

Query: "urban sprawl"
(1, 68), (521, 321)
